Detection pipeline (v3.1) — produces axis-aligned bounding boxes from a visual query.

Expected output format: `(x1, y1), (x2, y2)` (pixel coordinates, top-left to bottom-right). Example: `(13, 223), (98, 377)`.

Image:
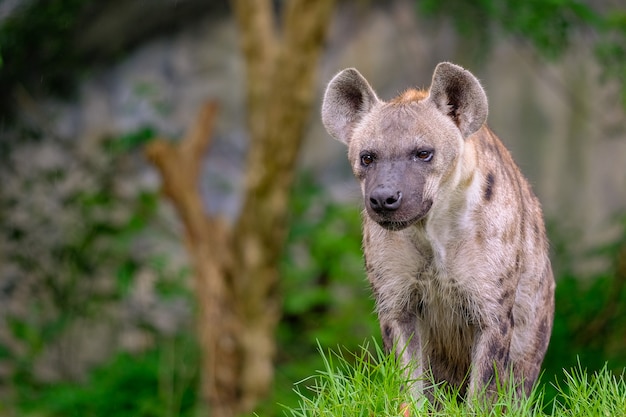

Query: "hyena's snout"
(369, 187), (402, 213)
(363, 161), (431, 230)
(365, 185), (432, 231)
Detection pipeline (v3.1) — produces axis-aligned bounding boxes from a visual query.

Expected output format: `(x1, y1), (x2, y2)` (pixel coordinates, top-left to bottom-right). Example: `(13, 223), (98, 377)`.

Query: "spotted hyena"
(321, 62), (555, 399)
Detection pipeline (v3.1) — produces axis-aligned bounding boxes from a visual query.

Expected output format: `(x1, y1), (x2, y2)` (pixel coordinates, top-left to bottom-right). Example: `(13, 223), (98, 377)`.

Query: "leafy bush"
(0, 128), (177, 382)
(280, 174), (375, 347)
(0, 128), (195, 416)
(14, 335), (199, 417)
(542, 215), (626, 405)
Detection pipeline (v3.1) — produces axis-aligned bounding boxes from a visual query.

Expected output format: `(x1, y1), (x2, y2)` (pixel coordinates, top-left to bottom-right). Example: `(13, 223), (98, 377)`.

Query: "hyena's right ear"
(321, 68), (380, 145)
(427, 62), (488, 139)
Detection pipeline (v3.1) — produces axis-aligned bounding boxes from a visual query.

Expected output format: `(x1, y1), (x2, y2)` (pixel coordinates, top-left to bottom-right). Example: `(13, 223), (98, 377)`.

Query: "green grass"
(283, 340), (626, 417)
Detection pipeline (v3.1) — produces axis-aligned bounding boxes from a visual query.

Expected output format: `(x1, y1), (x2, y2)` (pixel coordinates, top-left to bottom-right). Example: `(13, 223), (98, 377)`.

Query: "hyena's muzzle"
(363, 159), (433, 231)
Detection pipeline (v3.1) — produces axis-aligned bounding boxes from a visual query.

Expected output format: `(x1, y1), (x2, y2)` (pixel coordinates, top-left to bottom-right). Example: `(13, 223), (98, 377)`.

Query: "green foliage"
(0, 1), (228, 125)
(0, 127), (195, 415)
(0, 129), (162, 374)
(541, 215), (626, 405)
(281, 175), (366, 321)
(0, 0), (90, 119)
(284, 341), (626, 416)
(256, 174), (379, 414)
(418, 0), (626, 106)
(105, 127), (157, 154)
(419, 0), (598, 56)
(595, 9), (626, 107)
(546, 272), (626, 370)
(280, 174), (376, 346)
(14, 336), (199, 417)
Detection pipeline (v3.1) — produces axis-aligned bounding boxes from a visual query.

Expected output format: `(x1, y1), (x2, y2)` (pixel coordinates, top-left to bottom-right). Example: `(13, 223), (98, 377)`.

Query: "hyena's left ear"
(427, 62), (488, 138)
(321, 68), (380, 146)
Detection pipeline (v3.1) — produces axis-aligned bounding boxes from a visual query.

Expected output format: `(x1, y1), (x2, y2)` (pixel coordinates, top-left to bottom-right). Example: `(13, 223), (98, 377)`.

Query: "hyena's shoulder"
(467, 126), (547, 244)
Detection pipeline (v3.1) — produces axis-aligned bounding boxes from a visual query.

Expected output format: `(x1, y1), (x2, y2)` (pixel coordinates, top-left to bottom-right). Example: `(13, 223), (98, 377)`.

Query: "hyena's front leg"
(379, 313), (423, 396)
(468, 327), (513, 398)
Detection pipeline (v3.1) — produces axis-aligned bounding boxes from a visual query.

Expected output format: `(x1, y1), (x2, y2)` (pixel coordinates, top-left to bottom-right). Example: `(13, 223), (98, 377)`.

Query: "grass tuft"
(282, 340), (626, 417)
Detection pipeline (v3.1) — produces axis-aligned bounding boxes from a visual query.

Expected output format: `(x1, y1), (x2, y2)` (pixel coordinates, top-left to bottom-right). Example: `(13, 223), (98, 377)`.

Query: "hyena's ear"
(427, 62), (488, 138)
(321, 68), (380, 145)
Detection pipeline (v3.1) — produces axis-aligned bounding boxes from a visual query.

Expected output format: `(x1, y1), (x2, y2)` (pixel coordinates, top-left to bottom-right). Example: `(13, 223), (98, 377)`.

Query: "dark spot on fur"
(488, 340), (500, 358)
(500, 319), (509, 336)
(497, 346), (508, 362)
(381, 324), (393, 352)
(497, 289), (512, 306)
(476, 229), (485, 245)
(490, 141), (504, 164)
(484, 172), (495, 201)
(535, 317), (550, 352)
(384, 325), (392, 339)
(504, 222), (517, 243)
(482, 365), (494, 386)
(479, 137), (490, 152)
(523, 379), (534, 396)
(538, 329), (549, 353)
(507, 267), (516, 280)
(516, 177), (528, 240)
(539, 317), (548, 334)
(508, 309), (515, 327)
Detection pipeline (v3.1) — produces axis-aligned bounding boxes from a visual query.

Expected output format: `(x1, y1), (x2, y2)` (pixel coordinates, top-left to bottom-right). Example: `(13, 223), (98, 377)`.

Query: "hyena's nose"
(369, 189), (402, 212)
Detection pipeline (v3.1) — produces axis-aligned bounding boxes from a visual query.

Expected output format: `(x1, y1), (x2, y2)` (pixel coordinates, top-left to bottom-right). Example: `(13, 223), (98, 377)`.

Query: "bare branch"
(145, 101), (219, 245)
(181, 101), (220, 182)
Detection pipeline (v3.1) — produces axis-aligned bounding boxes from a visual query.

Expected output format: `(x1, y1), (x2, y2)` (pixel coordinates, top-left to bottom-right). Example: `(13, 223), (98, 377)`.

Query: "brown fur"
(391, 89), (429, 104)
(321, 62), (555, 400)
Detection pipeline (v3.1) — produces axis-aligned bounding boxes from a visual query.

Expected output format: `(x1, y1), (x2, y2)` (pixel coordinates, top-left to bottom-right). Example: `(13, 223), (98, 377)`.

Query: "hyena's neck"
(416, 134), (485, 262)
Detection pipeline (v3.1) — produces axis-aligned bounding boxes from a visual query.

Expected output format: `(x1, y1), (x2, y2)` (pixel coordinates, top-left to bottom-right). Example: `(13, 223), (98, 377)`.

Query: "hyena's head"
(321, 62), (488, 231)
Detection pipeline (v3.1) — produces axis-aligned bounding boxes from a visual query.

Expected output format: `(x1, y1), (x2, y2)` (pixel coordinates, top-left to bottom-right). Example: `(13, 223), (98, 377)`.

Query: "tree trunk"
(146, 1), (335, 415)
(231, 0), (335, 411)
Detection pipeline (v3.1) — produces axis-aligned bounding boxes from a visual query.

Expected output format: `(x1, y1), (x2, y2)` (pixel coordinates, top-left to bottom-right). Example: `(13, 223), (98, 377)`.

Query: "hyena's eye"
(360, 153), (375, 167)
(414, 150), (434, 162)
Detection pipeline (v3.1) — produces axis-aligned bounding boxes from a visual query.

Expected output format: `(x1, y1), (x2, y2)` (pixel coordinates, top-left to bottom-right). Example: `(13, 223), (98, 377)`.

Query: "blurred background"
(1, 0), (625, 416)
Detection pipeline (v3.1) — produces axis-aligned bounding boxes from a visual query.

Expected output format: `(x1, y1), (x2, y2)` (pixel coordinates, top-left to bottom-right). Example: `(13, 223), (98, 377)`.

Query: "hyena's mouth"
(370, 199), (433, 231)
(376, 215), (423, 231)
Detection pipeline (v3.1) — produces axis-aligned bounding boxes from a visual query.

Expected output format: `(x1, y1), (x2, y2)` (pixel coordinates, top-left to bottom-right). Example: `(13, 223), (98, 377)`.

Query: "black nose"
(369, 189), (402, 212)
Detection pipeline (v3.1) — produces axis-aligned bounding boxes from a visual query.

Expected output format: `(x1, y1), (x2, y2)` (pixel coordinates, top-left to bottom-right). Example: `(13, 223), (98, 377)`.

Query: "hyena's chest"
(371, 243), (479, 367)
(413, 259), (482, 342)
(367, 229), (481, 326)
(416, 279), (478, 379)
